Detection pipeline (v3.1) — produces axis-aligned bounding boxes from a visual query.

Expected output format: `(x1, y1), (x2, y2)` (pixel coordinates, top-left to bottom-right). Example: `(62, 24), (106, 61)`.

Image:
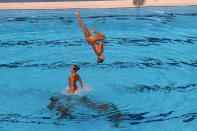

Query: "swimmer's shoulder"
(68, 74), (74, 81)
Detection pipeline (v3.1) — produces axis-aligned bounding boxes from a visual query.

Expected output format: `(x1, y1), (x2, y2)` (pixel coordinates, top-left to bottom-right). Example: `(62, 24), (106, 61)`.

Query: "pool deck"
(0, 0), (196, 9)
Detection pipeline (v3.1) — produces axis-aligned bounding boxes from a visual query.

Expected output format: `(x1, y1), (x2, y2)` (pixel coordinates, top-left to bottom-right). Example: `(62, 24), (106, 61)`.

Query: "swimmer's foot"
(75, 9), (79, 16)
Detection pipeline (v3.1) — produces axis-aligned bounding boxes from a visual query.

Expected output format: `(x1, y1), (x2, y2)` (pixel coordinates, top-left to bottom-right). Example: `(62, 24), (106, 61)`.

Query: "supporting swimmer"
(68, 65), (83, 95)
(47, 96), (75, 119)
(47, 96), (125, 127)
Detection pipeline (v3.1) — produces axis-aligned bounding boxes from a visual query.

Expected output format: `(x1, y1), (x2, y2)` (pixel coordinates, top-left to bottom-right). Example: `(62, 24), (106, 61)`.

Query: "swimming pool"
(0, 6), (197, 131)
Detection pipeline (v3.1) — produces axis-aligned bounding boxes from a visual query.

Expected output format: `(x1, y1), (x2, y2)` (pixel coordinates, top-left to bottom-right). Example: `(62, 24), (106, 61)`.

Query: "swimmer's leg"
(76, 9), (91, 38)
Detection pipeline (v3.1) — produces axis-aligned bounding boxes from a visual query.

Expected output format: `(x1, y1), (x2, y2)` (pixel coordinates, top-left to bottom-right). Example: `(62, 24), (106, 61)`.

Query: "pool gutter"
(0, 0), (196, 10)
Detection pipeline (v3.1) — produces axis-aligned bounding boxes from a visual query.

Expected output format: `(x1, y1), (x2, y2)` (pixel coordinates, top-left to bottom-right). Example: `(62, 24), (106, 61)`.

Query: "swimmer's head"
(50, 97), (58, 102)
(97, 55), (105, 63)
(70, 65), (80, 73)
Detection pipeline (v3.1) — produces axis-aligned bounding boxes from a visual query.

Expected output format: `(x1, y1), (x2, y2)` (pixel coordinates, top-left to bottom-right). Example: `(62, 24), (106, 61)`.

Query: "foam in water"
(61, 83), (92, 96)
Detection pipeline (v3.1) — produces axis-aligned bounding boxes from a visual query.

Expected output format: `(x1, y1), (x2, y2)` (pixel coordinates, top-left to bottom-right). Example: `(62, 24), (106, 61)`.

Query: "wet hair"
(73, 65), (80, 72)
(97, 58), (104, 63)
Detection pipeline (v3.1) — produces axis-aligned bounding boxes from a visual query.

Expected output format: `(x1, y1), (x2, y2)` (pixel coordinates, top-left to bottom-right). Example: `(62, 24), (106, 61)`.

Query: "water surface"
(0, 6), (197, 131)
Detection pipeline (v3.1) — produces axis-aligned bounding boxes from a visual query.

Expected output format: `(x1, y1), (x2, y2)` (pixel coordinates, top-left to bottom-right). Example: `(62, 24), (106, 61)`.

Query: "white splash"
(61, 83), (92, 96)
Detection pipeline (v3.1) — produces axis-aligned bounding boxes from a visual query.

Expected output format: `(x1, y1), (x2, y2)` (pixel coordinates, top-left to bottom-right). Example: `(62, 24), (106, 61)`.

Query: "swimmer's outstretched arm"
(78, 76), (83, 88)
(75, 9), (91, 37)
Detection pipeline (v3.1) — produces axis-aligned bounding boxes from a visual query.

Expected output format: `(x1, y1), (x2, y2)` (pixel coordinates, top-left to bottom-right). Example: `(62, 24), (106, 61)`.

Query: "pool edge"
(0, 0), (197, 10)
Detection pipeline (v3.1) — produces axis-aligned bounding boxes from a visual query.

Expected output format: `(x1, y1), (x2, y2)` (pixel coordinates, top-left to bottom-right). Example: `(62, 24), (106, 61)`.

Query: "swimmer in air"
(75, 9), (106, 63)
(68, 65), (83, 95)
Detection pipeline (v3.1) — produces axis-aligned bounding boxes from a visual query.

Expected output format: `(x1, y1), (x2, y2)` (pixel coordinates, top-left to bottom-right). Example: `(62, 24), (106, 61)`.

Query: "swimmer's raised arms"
(75, 9), (106, 63)
(68, 65), (83, 95)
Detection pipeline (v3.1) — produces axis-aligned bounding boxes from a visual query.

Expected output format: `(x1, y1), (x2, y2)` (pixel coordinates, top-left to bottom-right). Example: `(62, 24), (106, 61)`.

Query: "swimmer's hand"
(75, 9), (79, 16)
(89, 28), (96, 33)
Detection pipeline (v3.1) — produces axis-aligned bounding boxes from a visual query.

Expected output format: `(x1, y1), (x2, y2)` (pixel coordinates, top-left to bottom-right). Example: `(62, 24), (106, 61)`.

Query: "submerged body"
(47, 96), (124, 127)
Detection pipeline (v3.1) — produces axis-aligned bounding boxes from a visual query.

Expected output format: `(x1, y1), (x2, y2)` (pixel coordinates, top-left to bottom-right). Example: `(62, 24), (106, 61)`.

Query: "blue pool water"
(0, 6), (197, 131)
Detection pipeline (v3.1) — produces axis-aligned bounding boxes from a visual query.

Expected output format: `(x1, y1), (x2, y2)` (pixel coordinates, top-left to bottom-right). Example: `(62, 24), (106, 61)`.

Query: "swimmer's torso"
(68, 73), (80, 88)
(92, 43), (103, 56)
(86, 36), (104, 56)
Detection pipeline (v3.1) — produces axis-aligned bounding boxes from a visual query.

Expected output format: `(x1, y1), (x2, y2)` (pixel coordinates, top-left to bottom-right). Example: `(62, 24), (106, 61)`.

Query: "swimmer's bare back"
(69, 73), (82, 95)
(68, 65), (83, 95)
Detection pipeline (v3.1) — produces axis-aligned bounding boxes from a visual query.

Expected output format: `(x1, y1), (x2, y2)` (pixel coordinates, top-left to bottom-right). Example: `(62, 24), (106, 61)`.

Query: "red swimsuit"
(73, 85), (78, 92)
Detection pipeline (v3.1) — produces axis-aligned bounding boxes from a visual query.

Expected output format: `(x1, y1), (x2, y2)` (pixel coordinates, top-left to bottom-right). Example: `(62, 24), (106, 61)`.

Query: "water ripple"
(113, 83), (197, 93)
(2, 16), (74, 24)
(111, 37), (197, 46)
(130, 112), (197, 125)
(1, 110), (196, 128)
(0, 87), (196, 127)
(1, 12), (196, 29)
(0, 36), (196, 48)
(0, 39), (86, 47)
(1, 58), (197, 69)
